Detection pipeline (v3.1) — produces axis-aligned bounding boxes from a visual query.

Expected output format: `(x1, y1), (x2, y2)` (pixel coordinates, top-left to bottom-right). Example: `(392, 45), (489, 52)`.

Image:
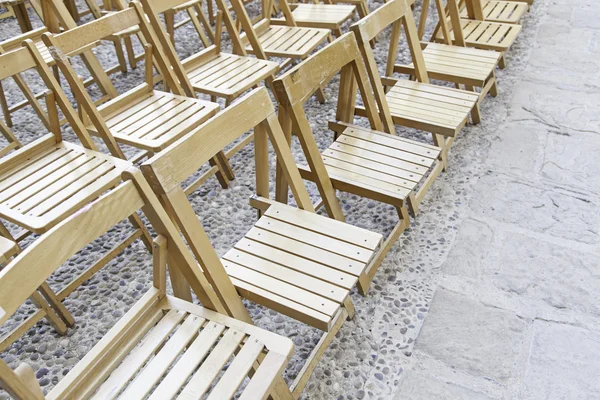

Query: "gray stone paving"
(0, 0), (598, 398)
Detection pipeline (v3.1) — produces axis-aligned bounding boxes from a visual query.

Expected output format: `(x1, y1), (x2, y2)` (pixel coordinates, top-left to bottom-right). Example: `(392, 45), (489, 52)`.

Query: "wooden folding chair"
(141, 87), (383, 397)
(270, 0), (358, 37)
(395, 0), (502, 107)
(141, 0), (279, 106)
(429, 0), (522, 68)
(42, 6), (235, 189)
(0, 0), (119, 129)
(0, 173), (294, 399)
(272, 33), (442, 294)
(350, 0), (480, 168)
(0, 43), (153, 352)
(223, 0), (331, 102)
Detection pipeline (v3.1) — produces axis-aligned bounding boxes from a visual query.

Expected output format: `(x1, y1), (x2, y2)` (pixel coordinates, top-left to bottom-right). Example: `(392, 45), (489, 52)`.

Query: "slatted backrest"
(272, 33), (383, 222)
(350, 0), (430, 132)
(41, 4), (193, 159)
(0, 45), (98, 150)
(141, 87), (312, 323)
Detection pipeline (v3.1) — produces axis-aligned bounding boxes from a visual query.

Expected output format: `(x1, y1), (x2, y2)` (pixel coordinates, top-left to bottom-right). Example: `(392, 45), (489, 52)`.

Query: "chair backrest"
(0, 171), (232, 398)
(350, 0), (430, 133)
(220, 0), (297, 60)
(41, 5), (192, 159)
(141, 87), (314, 321)
(272, 33), (384, 221)
(0, 45), (98, 151)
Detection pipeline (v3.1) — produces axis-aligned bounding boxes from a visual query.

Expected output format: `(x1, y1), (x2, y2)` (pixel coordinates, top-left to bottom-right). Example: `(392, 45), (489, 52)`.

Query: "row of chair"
(0, 0), (531, 397)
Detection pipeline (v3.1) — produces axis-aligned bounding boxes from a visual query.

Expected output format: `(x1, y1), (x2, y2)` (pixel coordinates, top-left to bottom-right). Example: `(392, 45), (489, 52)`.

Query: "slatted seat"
(88, 90), (219, 152)
(0, 177), (294, 400)
(273, 33), (443, 296)
(296, 125), (440, 204)
(434, 17), (521, 51)
(272, 3), (357, 36)
(382, 80), (479, 137)
(184, 52), (279, 98)
(222, 202), (380, 330)
(243, 23), (331, 58)
(397, 42), (501, 87)
(0, 141), (129, 232)
(459, 0), (527, 23)
(142, 87), (380, 397)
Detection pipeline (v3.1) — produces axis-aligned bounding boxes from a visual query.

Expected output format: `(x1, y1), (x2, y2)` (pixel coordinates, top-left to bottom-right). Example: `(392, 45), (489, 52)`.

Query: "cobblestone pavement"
(1, 0), (596, 399)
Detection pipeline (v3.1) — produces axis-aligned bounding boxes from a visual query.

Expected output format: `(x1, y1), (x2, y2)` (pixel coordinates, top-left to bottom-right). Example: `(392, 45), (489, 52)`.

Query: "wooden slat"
(223, 248), (349, 302)
(239, 351), (289, 400)
(119, 314), (205, 399)
(146, 321), (225, 400)
(263, 203), (382, 250)
(178, 328), (244, 399)
(91, 309), (185, 400)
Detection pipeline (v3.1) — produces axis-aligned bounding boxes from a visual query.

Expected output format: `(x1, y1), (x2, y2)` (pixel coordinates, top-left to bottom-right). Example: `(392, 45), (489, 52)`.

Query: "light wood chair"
(42, 6), (236, 189)
(273, 33), (442, 294)
(350, 0), (480, 169)
(458, 0), (528, 23)
(395, 0), (502, 107)
(163, 0), (215, 47)
(429, 0), (522, 68)
(270, 0), (358, 37)
(141, 0), (280, 106)
(0, 174), (294, 400)
(222, 0), (332, 102)
(0, 0), (120, 129)
(141, 87), (383, 398)
(0, 43), (153, 352)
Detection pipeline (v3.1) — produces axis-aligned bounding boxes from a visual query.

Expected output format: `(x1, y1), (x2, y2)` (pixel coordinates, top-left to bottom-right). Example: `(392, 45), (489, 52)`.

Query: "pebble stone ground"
(1, 0), (597, 398)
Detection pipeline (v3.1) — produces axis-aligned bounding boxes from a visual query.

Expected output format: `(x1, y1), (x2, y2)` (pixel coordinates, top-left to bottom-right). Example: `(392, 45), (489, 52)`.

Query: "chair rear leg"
(111, 38), (128, 73)
(0, 81), (13, 127)
(123, 35), (137, 69)
(465, 85), (482, 124)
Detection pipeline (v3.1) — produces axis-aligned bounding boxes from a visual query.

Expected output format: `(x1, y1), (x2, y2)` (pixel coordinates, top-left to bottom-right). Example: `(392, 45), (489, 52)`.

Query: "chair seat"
(243, 25), (330, 59)
(91, 90), (219, 152)
(185, 53), (279, 98)
(401, 42), (501, 86)
(460, 0), (528, 23)
(435, 19), (521, 51)
(50, 292), (293, 400)
(222, 202), (382, 331)
(385, 80), (479, 137)
(0, 141), (130, 233)
(298, 125), (441, 204)
(273, 4), (356, 29)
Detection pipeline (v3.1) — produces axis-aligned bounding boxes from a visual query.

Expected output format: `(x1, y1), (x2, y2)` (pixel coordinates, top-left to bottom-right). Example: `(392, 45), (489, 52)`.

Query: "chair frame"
(42, 5), (234, 189)
(0, 172), (294, 399)
(273, 33), (443, 294)
(142, 87), (378, 397)
(350, 0), (481, 169)
(0, 42), (153, 352)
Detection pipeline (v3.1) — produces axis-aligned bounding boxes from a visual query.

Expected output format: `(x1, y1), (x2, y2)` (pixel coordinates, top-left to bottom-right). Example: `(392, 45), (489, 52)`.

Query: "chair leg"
(432, 133), (449, 171)
(111, 38), (128, 73)
(407, 192), (419, 216)
(489, 71), (498, 97)
(0, 81), (13, 127)
(465, 85), (482, 124)
(39, 282), (75, 327)
(499, 53), (507, 69)
(164, 10), (176, 47)
(357, 205), (410, 295)
(290, 308), (347, 398)
(30, 291), (68, 335)
(123, 35), (137, 69)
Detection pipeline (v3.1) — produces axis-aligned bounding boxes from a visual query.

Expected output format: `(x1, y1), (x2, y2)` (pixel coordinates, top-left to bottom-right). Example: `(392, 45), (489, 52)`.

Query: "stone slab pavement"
(395, 0), (600, 398)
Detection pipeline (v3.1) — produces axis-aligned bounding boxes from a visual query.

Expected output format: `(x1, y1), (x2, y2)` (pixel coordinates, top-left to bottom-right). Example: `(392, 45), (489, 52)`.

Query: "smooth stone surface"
(396, 370), (494, 400)
(415, 289), (528, 384)
(521, 320), (600, 399)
